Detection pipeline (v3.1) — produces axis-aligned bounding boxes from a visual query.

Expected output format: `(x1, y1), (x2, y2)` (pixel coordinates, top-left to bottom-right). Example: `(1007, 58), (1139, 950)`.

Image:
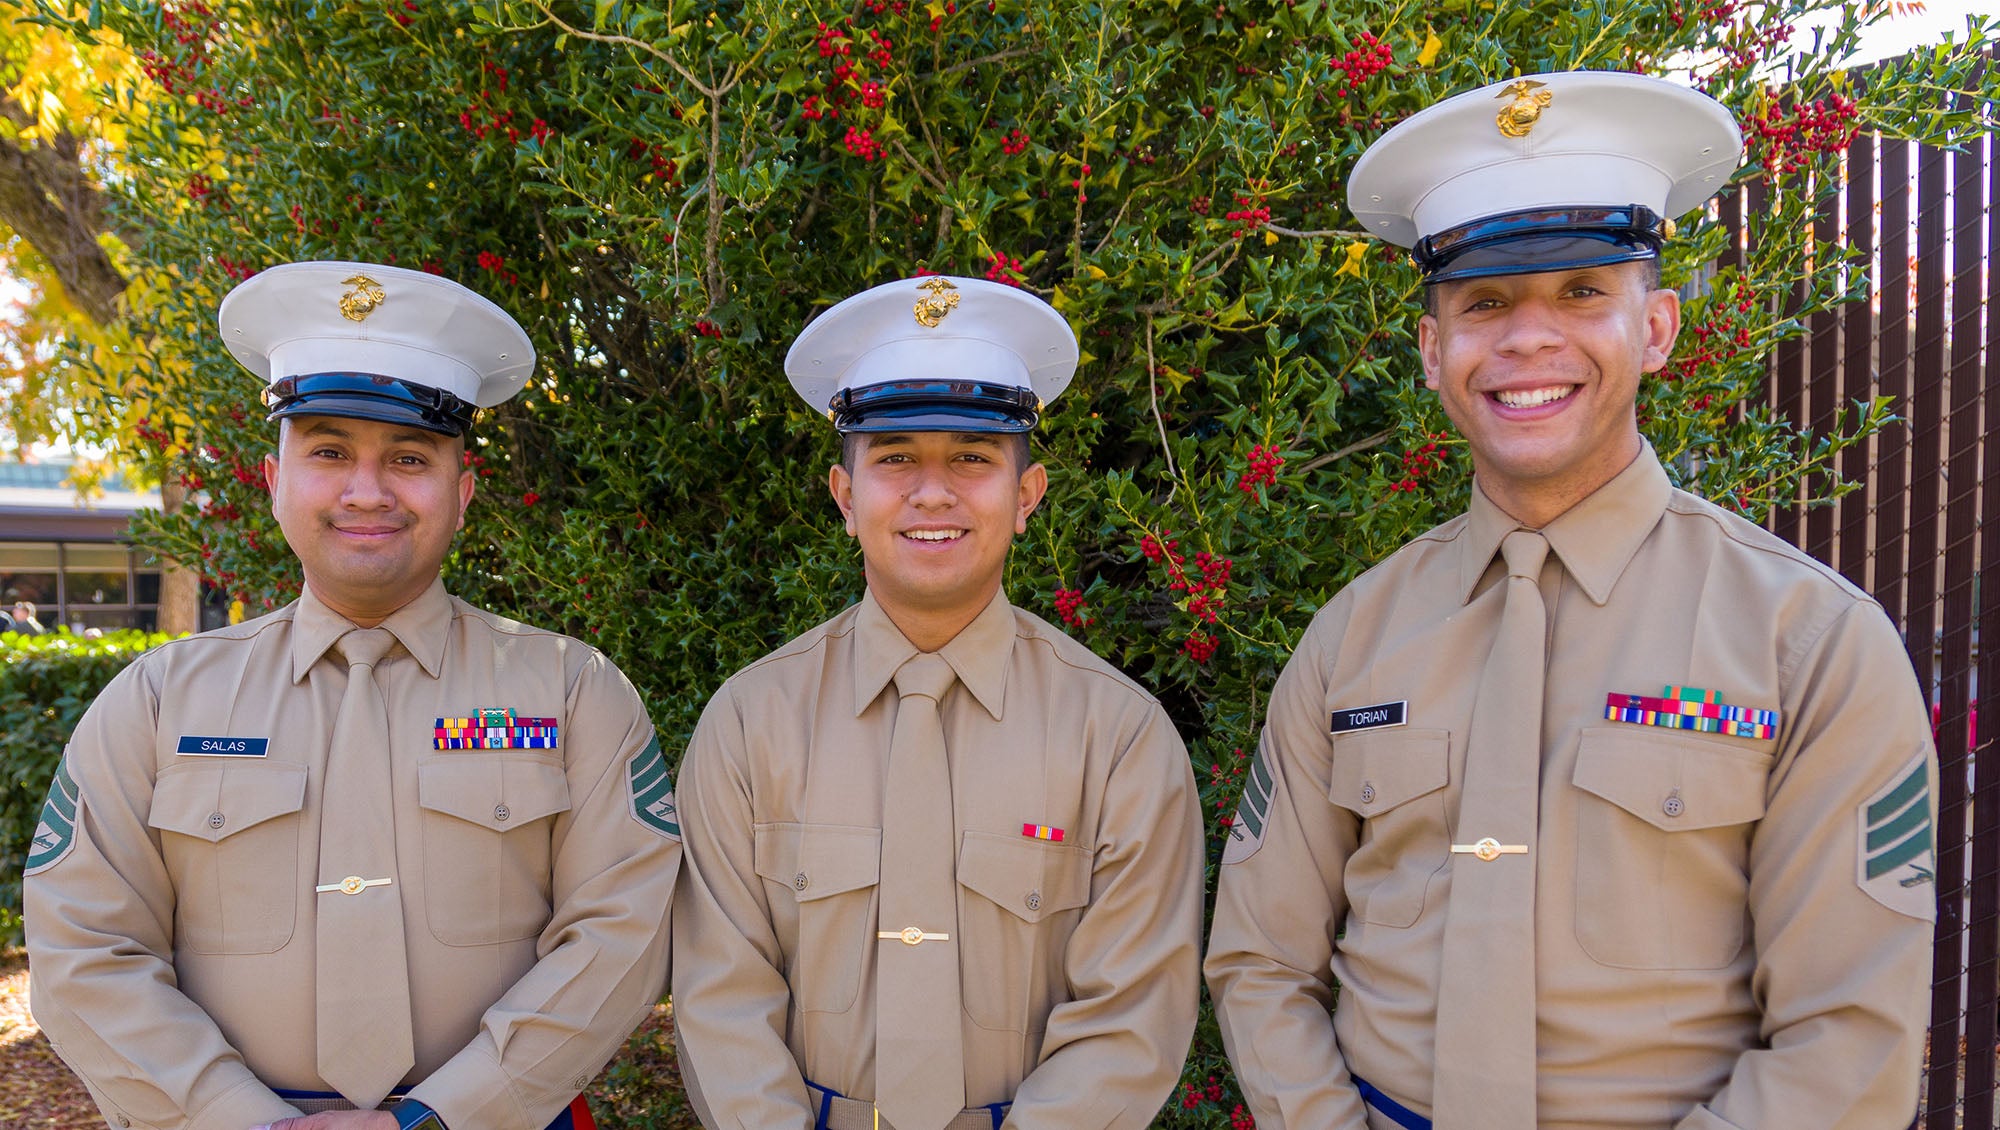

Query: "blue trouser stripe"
(1350, 1074), (1431, 1130)
(272, 1091), (575, 1129)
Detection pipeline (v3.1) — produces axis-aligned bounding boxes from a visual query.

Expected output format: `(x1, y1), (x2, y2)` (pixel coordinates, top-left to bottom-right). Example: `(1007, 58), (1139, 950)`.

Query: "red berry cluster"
(215, 254), (256, 281)
(1180, 1075), (1229, 1109)
(461, 449), (497, 479)
(138, 2), (216, 95)
(1240, 444), (1284, 495)
(802, 21), (896, 129)
(1666, 0), (1737, 28)
(1664, 282), (1761, 383)
(998, 126), (1030, 155)
(133, 417), (174, 450)
(1182, 630), (1219, 663)
(1743, 93), (1859, 176)
(693, 319), (724, 339)
(193, 88), (253, 115)
(1327, 31), (1393, 96)
(1205, 753), (1248, 826)
(1388, 433), (1448, 493)
(985, 250), (1025, 286)
(1053, 587), (1093, 628)
(387, 0), (418, 27)
(1701, 15), (1794, 74)
(476, 250), (519, 286)
(522, 491), (541, 507)
(1190, 195), (1211, 217)
(1071, 161), (1093, 202)
(1142, 529), (1233, 663)
(626, 138), (679, 183)
(844, 126), (884, 160)
(1224, 192), (1271, 239)
(185, 174), (213, 203)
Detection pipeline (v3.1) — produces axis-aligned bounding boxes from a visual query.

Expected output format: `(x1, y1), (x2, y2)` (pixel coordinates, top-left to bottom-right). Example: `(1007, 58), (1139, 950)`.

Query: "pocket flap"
(957, 829), (1091, 924)
(1328, 727), (1450, 816)
(149, 763), (307, 843)
(754, 822), (881, 902)
(1572, 726), (1769, 832)
(417, 757), (571, 831)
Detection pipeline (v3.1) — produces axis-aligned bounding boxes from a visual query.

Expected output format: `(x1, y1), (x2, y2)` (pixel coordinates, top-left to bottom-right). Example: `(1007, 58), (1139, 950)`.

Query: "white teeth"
(1494, 385), (1575, 408)
(905, 529), (964, 542)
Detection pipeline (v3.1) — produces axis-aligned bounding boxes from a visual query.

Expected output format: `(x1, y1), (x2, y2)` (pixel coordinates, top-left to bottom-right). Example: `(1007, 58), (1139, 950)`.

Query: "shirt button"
(1025, 891), (1042, 912)
(794, 872), (809, 892)
(207, 812), (225, 830)
(494, 804), (511, 823)
(1359, 782), (1376, 805)
(1663, 794), (1685, 818)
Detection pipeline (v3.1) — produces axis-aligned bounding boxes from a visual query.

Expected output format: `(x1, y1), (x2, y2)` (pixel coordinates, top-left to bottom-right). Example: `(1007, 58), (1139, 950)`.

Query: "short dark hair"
(840, 430), (1032, 473)
(1421, 256), (1664, 316)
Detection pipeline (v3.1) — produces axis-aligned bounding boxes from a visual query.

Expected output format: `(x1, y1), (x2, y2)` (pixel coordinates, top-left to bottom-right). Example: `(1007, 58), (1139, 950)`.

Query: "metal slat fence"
(1733, 62), (1996, 1128)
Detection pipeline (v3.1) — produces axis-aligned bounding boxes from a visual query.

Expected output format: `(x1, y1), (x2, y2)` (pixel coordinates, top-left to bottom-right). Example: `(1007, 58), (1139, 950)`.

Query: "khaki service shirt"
(25, 580), (682, 1130)
(1205, 446), (1937, 1130)
(672, 590), (1203, 1129)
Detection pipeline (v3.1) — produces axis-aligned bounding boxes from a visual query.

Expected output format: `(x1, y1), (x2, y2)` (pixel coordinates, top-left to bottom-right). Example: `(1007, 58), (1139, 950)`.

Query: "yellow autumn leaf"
(927, 0), (951, 18)
(1418, 26), (1443, 67)
(1263, 230), (1279, 247)
(1085, 264), (1108, 279)
(1336, 241), (1369, 278)
(228, 600), (245, 626)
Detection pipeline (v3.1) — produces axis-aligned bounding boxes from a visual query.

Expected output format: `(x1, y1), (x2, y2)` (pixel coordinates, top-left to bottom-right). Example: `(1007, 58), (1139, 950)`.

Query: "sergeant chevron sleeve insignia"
(25, 758), (82, 875)
(1222, 744), (1276, 865)
(627, 733), (680, 841)
(1857, 753), (1936, 920)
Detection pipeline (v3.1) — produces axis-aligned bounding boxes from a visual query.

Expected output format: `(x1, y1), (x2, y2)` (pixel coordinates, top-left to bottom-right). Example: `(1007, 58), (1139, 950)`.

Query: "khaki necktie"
(1433, 530), (1549, 1130)
(314, 627), (415, 1108)
(874, 652), (965, 1130)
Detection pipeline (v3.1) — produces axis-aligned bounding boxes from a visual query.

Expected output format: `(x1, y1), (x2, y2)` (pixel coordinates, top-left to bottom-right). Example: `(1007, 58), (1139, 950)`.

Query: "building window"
(0, 540), (162, 632)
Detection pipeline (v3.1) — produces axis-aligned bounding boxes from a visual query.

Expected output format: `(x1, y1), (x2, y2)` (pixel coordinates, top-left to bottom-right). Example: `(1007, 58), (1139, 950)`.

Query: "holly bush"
(0, 629), (172, 945)
(27, 0), (1998, 1123)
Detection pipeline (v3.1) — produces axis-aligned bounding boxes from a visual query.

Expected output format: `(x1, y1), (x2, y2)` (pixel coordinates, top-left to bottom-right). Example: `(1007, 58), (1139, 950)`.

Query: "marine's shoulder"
(718, 603), (862, 693)
(1007, 604), (1161, 708)
(1660, 487), (1872, 604)
(134, 602), (299, 664)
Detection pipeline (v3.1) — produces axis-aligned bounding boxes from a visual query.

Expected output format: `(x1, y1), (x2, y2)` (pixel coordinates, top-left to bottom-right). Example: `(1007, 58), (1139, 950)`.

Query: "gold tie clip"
(878, 926), (950, 945)
(315, 875), (394, 895)
(1450, 837), (1528, 862)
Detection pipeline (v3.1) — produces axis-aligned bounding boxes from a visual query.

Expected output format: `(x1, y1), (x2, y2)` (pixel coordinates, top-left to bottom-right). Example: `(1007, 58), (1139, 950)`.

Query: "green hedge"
(0, 630), (172, 945)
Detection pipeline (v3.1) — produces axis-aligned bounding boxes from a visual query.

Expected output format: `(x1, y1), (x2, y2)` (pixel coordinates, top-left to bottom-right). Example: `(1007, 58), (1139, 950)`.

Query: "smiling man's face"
(1418, 259), (1680, 526)
(829, 430), (1046, 646)
(264, 415), (474, 625)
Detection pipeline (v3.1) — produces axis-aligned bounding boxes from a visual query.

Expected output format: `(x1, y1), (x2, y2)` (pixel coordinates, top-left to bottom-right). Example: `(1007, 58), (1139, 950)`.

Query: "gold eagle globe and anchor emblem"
(338, 274), (387, 322)
(912, 277), (961, 327)
(1494, 79), (1553, 139)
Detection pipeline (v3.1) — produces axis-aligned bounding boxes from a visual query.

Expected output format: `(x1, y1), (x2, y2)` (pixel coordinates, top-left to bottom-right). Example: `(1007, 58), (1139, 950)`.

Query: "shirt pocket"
(1327, 727), (1451, 928)
(417, 755), (572, 947)
(1571, 725), (1770, 970)
(955, 829), (1091, 1033)
(753, 821), (881, 1014)
(149, 762), (309, 955)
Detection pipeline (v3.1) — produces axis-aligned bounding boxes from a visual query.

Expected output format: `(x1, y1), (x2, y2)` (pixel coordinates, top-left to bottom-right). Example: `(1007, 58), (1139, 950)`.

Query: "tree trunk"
(0, 91), (129, 325)
(155, 479), (200, 636)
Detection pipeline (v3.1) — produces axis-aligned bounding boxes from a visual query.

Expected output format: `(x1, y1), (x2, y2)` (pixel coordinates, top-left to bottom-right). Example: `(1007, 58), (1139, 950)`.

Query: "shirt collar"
(1457, 442), (1673, 606)
(852, 588), (1015, 720)
(290, 578), (453, 683)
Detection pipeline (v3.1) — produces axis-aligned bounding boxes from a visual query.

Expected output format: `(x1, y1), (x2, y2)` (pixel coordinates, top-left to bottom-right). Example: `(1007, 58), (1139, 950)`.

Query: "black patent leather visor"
(830, 380), (1041, 434)
(1414, 205), (1669, 283)
(264, 372), (477, 437)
